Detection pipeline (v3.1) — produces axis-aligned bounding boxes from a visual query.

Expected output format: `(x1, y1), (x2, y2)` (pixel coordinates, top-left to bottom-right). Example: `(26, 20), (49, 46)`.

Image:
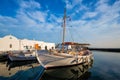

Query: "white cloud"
(27, 11), (47, 23)
(65, 0), (73, 9)
(0, 15), (18, 26)
(95, 0), (120, 27)
(63, 0), (120, 48)
(17, 0), (47, 23)
(63, 0), (85, 10)
(0, 1), (56, 34)
(20, 0), (41, 9)
(0, 0), (120, 47)
(48, 14), (62, 24)
(16, 11), (37, 26)
(0, 15), (18, 36)
(82, 12), (98, 19)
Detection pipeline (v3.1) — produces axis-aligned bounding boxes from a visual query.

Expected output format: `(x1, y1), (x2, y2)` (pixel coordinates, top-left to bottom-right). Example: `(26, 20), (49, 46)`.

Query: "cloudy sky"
(0, 0), (120, 48)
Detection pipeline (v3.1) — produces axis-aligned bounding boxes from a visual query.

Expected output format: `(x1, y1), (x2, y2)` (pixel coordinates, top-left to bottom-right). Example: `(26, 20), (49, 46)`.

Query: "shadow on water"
(0, 60), (44, 80)
(0, 54), (8, 62)
(0, 58), (93, 80)
(6, 60), (38, 71)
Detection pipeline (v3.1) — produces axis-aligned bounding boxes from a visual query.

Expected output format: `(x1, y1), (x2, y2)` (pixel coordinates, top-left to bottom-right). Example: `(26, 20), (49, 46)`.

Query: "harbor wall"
(89, 48), (120, 52)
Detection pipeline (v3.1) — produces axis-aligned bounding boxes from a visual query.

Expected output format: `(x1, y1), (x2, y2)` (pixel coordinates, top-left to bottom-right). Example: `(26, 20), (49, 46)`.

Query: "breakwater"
(89, 48), (120, 52)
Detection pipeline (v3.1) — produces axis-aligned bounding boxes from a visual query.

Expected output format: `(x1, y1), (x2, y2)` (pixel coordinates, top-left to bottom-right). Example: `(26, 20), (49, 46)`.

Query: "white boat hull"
(36, 50), (93, 69)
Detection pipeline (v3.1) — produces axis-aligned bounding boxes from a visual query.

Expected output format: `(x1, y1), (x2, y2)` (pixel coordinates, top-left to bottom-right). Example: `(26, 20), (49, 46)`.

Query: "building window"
(45, 46), (47, 50)
(24, 46), (28, 49)
(10, 44), (12, 48)
(9, 37), (12, 39)
(30, 46), (32, 49)
(26, 46), (28, 49)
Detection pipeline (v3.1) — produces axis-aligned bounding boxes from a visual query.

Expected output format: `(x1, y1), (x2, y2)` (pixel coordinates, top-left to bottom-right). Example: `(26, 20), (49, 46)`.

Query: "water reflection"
(89, 51), (120, 80)
(7, 60), (38, 71)
(0, 60), (42, 80)
(41, 61), (93, 80)
(0, 59), (93, 80)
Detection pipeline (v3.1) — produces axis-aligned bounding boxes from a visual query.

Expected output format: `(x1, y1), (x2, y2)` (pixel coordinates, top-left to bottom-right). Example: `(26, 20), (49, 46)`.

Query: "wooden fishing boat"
(36, 42), (93, 69)
(36, 8), (94, 70)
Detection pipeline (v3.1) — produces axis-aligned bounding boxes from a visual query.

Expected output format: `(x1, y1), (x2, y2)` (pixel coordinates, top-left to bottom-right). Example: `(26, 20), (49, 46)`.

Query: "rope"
(67, 26), (74, 42)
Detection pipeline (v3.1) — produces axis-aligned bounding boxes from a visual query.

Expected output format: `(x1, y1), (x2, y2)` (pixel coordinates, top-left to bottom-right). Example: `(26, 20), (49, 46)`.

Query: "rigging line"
(60, 27), (63, 42)
(67, 15), (88, 43)
(68, 26), (88, 43)
(57, 26), (62, 43)
(67, 26), (74, 42)
(76, 27), (88, 43)
(66, 15), (74, 42)
(60, 23), (64, 42)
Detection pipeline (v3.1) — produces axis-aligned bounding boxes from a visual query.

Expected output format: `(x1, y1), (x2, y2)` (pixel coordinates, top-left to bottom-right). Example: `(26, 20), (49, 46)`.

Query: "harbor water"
(89, 51), (120, 80)
(0, 51), (120, 80)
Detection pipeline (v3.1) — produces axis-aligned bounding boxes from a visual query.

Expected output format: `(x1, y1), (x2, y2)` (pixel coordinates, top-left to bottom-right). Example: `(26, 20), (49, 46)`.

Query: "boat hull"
(8, 55), (36, 61)
(36, 50), (94, 79)
(41, 61), (93, 80)
(37, 50), (93, 69)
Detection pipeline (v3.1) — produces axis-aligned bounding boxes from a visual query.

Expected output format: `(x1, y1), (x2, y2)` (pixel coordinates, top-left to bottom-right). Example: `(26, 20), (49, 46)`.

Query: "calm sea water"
(0, 51), (120, 80)
(89, 51), (120, 80)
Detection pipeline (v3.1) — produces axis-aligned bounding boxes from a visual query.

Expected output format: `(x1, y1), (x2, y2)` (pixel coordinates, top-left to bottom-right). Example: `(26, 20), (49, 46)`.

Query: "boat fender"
(69, 51), (75, 55)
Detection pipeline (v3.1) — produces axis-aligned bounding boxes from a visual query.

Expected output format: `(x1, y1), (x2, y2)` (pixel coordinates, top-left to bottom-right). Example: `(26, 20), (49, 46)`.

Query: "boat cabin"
(55, 42), (90, 53)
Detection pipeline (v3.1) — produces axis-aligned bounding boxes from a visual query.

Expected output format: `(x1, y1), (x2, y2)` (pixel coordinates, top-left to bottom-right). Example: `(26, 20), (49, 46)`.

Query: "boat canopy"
(61, 42), (90, 46)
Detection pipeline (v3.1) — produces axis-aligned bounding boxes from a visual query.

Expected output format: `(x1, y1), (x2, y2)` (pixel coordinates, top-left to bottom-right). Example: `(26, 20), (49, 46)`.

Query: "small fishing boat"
(0, 53), (8, 61)
(7, 60), (38, 71)
(8, 50), (37, 61)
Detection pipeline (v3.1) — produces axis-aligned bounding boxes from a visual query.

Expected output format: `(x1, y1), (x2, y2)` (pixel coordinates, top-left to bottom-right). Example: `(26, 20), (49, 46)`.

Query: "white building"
(0, 35), (55, 51)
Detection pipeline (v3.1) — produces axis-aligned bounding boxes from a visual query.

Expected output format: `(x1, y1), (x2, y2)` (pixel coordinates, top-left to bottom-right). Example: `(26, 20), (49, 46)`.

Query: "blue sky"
(0, 0), (120, 48)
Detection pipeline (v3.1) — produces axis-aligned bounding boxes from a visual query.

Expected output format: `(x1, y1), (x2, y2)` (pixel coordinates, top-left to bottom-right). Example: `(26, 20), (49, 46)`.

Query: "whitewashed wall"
(0, 35), (19, 51)
(0, 35), (55, 51)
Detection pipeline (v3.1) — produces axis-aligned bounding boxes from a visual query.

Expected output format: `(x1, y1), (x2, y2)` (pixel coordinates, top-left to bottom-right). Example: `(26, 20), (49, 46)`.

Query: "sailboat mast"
(62, 8), (66, 52)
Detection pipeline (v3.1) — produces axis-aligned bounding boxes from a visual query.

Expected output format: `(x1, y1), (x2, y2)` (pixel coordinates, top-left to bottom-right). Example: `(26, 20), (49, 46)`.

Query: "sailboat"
(36, 8), (93, 70)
